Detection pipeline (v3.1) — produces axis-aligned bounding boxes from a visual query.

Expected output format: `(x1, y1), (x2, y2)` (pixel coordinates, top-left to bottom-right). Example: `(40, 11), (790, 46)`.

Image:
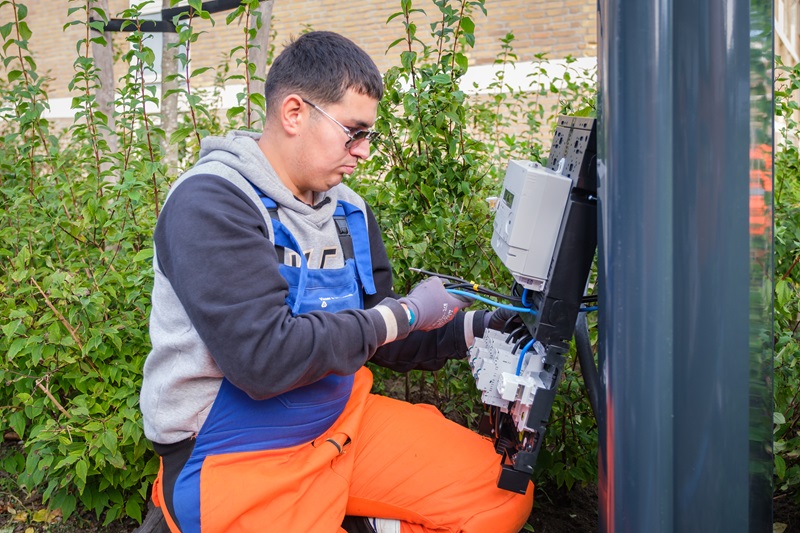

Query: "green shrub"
(1, 0), (794, 526)
(774, 58), (800, 500)
(0, 0), (263, 523)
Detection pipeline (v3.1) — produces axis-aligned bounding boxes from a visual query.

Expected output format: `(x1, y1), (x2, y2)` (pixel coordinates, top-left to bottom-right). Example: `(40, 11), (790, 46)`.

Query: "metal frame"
(98, 0), (242, 33)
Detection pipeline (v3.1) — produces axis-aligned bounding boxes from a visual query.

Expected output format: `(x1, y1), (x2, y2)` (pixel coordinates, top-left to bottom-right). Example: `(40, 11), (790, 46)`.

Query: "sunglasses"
(302, 98), (380, 149)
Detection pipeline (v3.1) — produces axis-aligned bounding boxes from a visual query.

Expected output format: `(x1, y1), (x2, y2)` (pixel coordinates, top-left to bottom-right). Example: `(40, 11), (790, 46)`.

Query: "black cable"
(410, 267), (523, 304)
(443, 282), (524, 304)
(575, 312), (603, 426)
(505, 325), (527, 343)
(511, 335), (532, 355)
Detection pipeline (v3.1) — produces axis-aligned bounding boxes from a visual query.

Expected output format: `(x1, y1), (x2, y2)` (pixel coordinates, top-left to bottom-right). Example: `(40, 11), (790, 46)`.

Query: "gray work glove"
(484, 307), (522, 332)
(399, 276), (474, 331)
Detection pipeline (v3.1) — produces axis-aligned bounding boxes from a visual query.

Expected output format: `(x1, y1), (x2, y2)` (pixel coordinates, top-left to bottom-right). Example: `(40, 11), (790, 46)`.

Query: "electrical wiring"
(409, 267), (524, 305)
(516, 337), (537, 376)
(445, 283), (524, 304)
(522, 288), (532, 308)
(409, 267), (469, 284)
(446, 288), (537, 314)
(411, 268), (597, 318)
(505, 325), (528, 343)
(511, 335), (529, 355)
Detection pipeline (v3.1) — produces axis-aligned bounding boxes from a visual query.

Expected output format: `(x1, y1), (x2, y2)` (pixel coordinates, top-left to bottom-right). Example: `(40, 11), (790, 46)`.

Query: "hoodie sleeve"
(361, 205), (488, 372)
(154, 175), (410, 399)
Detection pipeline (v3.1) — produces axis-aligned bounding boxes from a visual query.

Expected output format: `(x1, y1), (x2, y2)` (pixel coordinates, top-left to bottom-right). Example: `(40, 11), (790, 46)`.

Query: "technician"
(140, 30), (534, 533)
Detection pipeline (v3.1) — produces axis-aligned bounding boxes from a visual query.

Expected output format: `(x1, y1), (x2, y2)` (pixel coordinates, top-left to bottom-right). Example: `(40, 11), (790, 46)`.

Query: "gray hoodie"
(140, 131), (481, 445)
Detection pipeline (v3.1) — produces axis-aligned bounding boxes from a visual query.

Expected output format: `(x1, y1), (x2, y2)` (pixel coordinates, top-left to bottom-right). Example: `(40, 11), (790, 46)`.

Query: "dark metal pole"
(597, 0), (675, 529)
(597, 0), (774, 530)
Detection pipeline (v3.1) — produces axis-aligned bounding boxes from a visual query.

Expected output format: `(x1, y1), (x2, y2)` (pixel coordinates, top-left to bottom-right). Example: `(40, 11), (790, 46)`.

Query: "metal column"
(597, 0), (774, 530)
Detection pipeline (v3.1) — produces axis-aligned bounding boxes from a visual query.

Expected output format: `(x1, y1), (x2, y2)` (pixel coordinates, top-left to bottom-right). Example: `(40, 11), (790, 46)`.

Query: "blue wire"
(579, 306), (598, 312)
(522, 288), (531, 308)
(516, 338), (537, 375)
(446, 289), (537, 314)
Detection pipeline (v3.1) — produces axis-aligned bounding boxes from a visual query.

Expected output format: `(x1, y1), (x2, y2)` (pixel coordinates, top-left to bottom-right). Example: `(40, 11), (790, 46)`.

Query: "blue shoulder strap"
(246, 182), (376, 297)
(336, 201), (376, 295)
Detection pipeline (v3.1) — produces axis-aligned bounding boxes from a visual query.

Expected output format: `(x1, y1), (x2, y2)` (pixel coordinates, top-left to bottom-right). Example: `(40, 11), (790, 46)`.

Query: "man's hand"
(399, 277), (473, 331)
(484, 307), (522, 332)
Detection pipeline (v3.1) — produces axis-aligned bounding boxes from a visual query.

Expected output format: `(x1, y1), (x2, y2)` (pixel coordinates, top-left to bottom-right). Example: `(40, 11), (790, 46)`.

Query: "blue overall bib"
(171, 186), (376, 532)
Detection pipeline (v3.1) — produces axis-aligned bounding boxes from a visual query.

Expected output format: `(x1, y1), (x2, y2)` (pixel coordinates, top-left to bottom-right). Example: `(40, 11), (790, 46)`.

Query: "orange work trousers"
(153, 367), (533, 532)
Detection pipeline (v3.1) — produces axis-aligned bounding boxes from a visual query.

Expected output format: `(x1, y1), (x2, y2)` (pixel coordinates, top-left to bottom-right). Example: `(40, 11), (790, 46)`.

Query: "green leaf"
(386, 11), (403, 24)
(775, 454), (786, 479)
(400, 51), (417, 71)
(17, 21), (32, 41)
(226, 106), (245, 121)
(84, 421), (104, 432)
(7, 337), (28, 360)
(75, 458), (88, 486)
(169, 127), (194, 144)
(190, 66), (213, 77)
(133, 248), (154, 262)
(0, 22), (13, 39)
(50, 491), (77, 519)
(3, 318), (22, 337)
(774, 411), (786, 425)
(126, 498), (142, 522)
(101, 430), (117, 453)
(8, 410), (26, 439)
(454, 53), (469, 72)
(249, 92), (265, 109)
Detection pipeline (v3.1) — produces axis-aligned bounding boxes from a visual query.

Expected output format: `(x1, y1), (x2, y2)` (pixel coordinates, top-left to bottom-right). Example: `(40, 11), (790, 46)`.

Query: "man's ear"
(278, 94), (305, 137)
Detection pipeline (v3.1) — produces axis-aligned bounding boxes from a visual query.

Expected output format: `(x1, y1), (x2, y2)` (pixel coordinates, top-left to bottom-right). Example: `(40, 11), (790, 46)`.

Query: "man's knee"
(464, 482), (534, 533)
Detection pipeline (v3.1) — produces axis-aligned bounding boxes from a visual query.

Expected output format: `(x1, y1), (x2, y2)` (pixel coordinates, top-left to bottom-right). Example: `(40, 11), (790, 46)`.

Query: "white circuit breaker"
(491, 160), (572, 291)
(468, 329), (549, 432)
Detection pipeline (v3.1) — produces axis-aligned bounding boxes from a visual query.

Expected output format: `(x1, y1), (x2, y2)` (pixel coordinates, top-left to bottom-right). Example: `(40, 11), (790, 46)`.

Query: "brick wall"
(2, 0), (596, 100)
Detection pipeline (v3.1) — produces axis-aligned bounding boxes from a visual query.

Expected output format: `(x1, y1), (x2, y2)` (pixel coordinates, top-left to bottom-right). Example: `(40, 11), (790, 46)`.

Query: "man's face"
(292, 89), (379, 202)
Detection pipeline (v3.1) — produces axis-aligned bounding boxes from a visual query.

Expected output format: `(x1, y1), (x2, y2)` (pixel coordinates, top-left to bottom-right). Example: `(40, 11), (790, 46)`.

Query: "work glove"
(484, 306), (522, 332)
(398, 276), (474, 331)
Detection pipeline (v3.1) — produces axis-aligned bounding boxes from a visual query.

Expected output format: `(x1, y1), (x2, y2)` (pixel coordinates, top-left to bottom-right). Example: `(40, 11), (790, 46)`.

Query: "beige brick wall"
(2, 0), (596, 100)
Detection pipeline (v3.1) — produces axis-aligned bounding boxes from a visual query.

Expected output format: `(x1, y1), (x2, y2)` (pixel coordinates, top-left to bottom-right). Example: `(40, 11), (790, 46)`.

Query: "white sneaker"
(369, 518), (401, 533)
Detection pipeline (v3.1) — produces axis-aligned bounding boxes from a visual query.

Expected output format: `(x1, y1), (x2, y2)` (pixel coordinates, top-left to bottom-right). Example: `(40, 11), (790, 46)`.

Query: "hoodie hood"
(193, 130), (338, 228)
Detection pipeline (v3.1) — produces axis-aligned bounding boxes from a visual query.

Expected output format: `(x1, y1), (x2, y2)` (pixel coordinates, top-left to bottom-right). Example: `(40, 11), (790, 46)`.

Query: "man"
(140, 31), (533, 532)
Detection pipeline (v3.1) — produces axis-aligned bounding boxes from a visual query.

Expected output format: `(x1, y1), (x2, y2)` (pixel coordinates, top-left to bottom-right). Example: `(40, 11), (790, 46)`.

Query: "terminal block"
(469, 331), (559, 433)
(477, 116), (598, 493)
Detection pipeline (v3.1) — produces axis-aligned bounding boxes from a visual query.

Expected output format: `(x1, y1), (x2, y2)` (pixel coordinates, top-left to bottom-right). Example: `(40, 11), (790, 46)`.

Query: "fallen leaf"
(774, 523), (788, 533)
(33, 507), (61, 523)
(12, 511), (28, 522)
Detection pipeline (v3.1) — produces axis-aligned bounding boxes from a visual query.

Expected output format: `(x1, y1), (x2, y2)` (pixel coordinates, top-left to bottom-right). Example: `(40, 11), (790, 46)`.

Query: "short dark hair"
(264, 31), (383, 116)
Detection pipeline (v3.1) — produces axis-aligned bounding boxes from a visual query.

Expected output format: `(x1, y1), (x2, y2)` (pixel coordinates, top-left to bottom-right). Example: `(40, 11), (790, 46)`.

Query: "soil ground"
(2, 457), (798, 533)
(2, 394), (799, 533)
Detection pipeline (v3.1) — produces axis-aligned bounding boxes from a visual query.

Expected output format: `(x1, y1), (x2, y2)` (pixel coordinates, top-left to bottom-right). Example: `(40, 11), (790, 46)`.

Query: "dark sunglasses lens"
(345, 130), (378, 148)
